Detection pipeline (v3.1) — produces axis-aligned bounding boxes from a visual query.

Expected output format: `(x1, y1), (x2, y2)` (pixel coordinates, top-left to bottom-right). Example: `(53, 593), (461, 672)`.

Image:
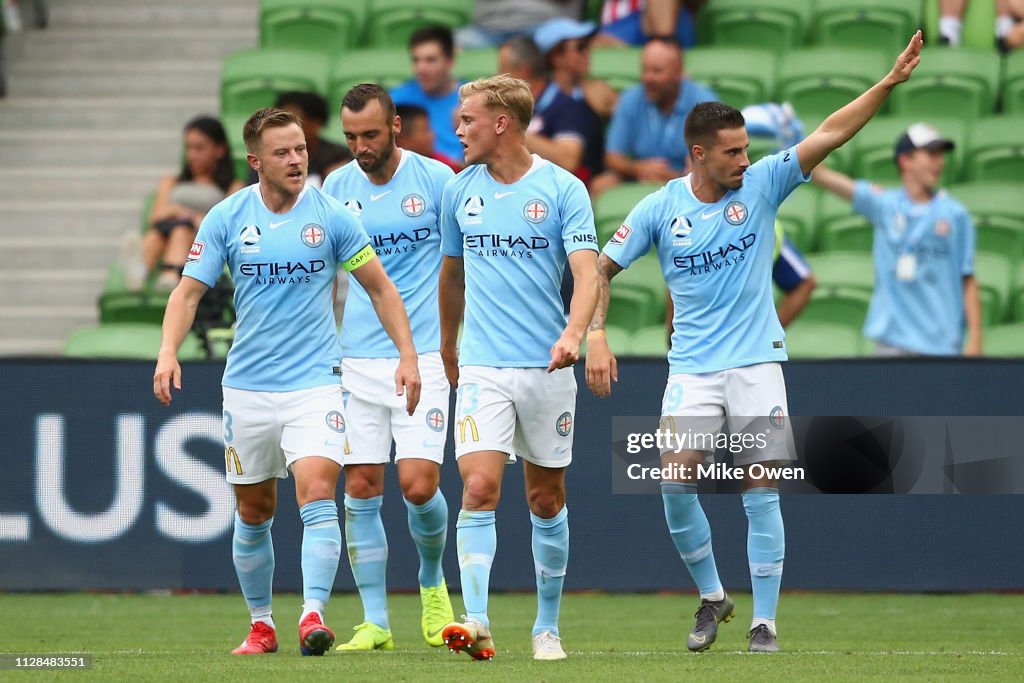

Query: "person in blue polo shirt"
(590, 37), (716, 196)
(813, 122), (982, 356)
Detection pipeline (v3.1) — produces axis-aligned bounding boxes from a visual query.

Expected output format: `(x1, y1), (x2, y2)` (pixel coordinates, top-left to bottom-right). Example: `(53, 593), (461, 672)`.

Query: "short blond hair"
(459, 74), (533, 130)
(243, 107), (302, 154)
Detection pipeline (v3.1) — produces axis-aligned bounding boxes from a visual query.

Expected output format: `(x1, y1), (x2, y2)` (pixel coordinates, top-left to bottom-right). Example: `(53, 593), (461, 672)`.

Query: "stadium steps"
(0, 0), (257, 356)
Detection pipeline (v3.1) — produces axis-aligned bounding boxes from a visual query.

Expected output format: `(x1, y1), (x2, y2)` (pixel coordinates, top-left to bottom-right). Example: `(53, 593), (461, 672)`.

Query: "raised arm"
(811, 164), (857, 202)
(438, 255), (465, 387)
(154, 275), (209, 405)
(585, 253), (625, 397)
(351, 258), (421, 415)
(797, 31), (924, 176)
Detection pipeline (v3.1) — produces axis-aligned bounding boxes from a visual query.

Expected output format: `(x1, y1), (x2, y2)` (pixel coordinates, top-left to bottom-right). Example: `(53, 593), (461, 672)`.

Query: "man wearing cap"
(813, 123), (982, 356)
(589, 37), (716, 196)
(535, 17), (618, 120)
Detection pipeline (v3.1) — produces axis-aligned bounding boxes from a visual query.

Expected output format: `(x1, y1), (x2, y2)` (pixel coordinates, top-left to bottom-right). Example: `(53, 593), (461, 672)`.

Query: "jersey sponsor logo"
(555, 411), (573, 437)
(463, 195), (485, 225)
(371, 227), (432, 255)
(724, 201), (747, 225)
(670, 215), (693, 246)
(225, 446), (242, 475)
(401, 193), (426, 217)
(344, 199), (363, 216)
(239, 259), (326, 285)
(609, 224), (632, 245)
(464, 233), (549, 259)
(523, 199), (549, 223)
(573, 233), (598, 244)
(301, 223), (325, 248)
(325, 410), (346, 433)
(456, 416), (479, 443)
(186, 240), (205, 264)
(673, 233), (756, 275)
(426, 408), (445, 432)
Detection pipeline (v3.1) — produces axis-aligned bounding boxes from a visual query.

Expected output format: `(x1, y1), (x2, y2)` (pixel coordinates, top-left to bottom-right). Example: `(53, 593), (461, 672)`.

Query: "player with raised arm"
(586, 33), (924, 653)
(153, 108), (421, 657)
(321, 84), (456, 651)
(437, 74), (599, 661)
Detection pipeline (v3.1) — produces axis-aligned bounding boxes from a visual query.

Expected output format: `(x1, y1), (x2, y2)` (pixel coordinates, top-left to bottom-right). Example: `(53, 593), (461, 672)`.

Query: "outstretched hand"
(886, 30), (924, 86)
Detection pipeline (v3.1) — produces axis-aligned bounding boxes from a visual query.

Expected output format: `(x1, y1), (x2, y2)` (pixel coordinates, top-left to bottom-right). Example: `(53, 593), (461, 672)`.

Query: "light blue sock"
(404, 489), (448, 588)
(344, 494), (389, 629)
(456, 509), (495, 628)
(743, 487), (785, 621)
(661, 482), (724, 599)
(531, 506), (569, 636)
(232, 512), (275, 617)
(299, 499), (341, 617)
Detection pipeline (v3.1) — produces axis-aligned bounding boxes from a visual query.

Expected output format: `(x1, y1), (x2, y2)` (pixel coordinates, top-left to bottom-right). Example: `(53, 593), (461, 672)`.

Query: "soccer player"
(321, 84), (456, 651)
(153, 108), (421, 656)
(437, 74), (599, 661)
(586, 33), (925, 653)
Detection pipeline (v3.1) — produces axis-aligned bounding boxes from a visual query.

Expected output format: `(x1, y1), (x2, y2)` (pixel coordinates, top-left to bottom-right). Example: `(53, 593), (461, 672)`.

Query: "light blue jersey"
(184, 184), (373, 391)
(853, 181), (975, 355)
(322, 150), (454, 358)
(604, 148), (809, 374)
(440, 155), (598, 367)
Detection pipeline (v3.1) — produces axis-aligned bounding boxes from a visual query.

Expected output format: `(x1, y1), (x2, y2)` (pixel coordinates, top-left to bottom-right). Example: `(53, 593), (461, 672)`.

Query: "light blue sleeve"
(851, 180), (886, 225)
(439, 178), (463, 257)
(605, 87), (639, 156)
(956, 204), (975, 277)
(559, 174), (599, 255)
(746, 145), (810, 207)
(181, 205), (227, 287)
(328, 200), (372, 266)
(602, 193), (655, 270)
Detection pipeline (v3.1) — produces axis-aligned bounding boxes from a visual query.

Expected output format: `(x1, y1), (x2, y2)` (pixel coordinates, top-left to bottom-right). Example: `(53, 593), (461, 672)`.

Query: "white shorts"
(659, 362), (794, 466)
(454, 365), (576, 468)
(222, 384), (347, 484)
(340, 351), (450, 465)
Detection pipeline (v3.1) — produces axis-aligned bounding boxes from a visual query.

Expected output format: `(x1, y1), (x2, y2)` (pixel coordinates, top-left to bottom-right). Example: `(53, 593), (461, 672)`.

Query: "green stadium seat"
(850, 115), (966, 185)
(984, 323), (1024, 357)
(798, 286), (872, 329)
(785, 320), (865, 358)
(629, 325), (670, 357)
(777, 48), (889, 121)
(363, 0), (473, 48)
(98, 291), (170, 325)
(810, 0), (920, 54)
(614, 254), (665, 312)
(590, 47), (641, 93)
(454, 48), (498, 82)
(223, 112), (251, 184)
(1014, 261), (1024, 322)
(806, 251), (875, 293)
(699, 0), (813, 51)
(594, 182), (661, 246)
(65, 324), (206, 360)
(221, 49), (331, 118)
(1003, 51), (1024, 115)
(973, 251), (1014, 325)
(607, 286), (659, 330)
(329, 48), (412, 113)
(684, 48), (776, 110)
(817, 190), (876, 254)
(776, 185), (819, 252)
(888, 48), (1000, 120)
(260, 0), (368, 54)
(746, 136), (778, 166)
(948, 182), (1024, 263)
(963, 116), (1024, 183)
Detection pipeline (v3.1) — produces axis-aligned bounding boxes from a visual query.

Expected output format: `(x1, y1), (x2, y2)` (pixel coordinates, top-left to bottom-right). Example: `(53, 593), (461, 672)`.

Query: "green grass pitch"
(3, 592), (1022, 681)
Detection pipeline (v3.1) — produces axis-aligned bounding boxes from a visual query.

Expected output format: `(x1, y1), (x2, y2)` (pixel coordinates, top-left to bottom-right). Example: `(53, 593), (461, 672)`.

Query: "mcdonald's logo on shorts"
(457, 416), (479, 444)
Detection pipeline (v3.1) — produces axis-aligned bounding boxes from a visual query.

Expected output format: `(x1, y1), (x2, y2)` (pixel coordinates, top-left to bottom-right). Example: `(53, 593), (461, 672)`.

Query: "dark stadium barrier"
(1, 359), (1023, 593)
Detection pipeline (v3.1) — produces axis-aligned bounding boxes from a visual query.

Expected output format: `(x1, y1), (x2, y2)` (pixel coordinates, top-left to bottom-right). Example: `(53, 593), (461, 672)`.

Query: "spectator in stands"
(813, 123), (982, 356)
(534, 17), (619, 119)
(455, 0), (584, 49)
(939, 0), (1024, 51)
(595, 0), (706, 48)
(589, 37), (716, 196)
(498, 35), (604, 184)
(142, 116), (244, 291)
(395, 103), (463, 172)
(391, 26), (464, 164)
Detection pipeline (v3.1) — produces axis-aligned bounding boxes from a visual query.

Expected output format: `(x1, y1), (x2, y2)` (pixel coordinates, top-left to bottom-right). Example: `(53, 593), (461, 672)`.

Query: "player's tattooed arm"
(585, 254), (624, 398)
(588, 253), (624, 333)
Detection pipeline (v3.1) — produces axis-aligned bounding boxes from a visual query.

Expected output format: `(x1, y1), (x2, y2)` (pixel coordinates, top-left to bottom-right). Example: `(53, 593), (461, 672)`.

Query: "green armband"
(342, 244), (376, 272)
